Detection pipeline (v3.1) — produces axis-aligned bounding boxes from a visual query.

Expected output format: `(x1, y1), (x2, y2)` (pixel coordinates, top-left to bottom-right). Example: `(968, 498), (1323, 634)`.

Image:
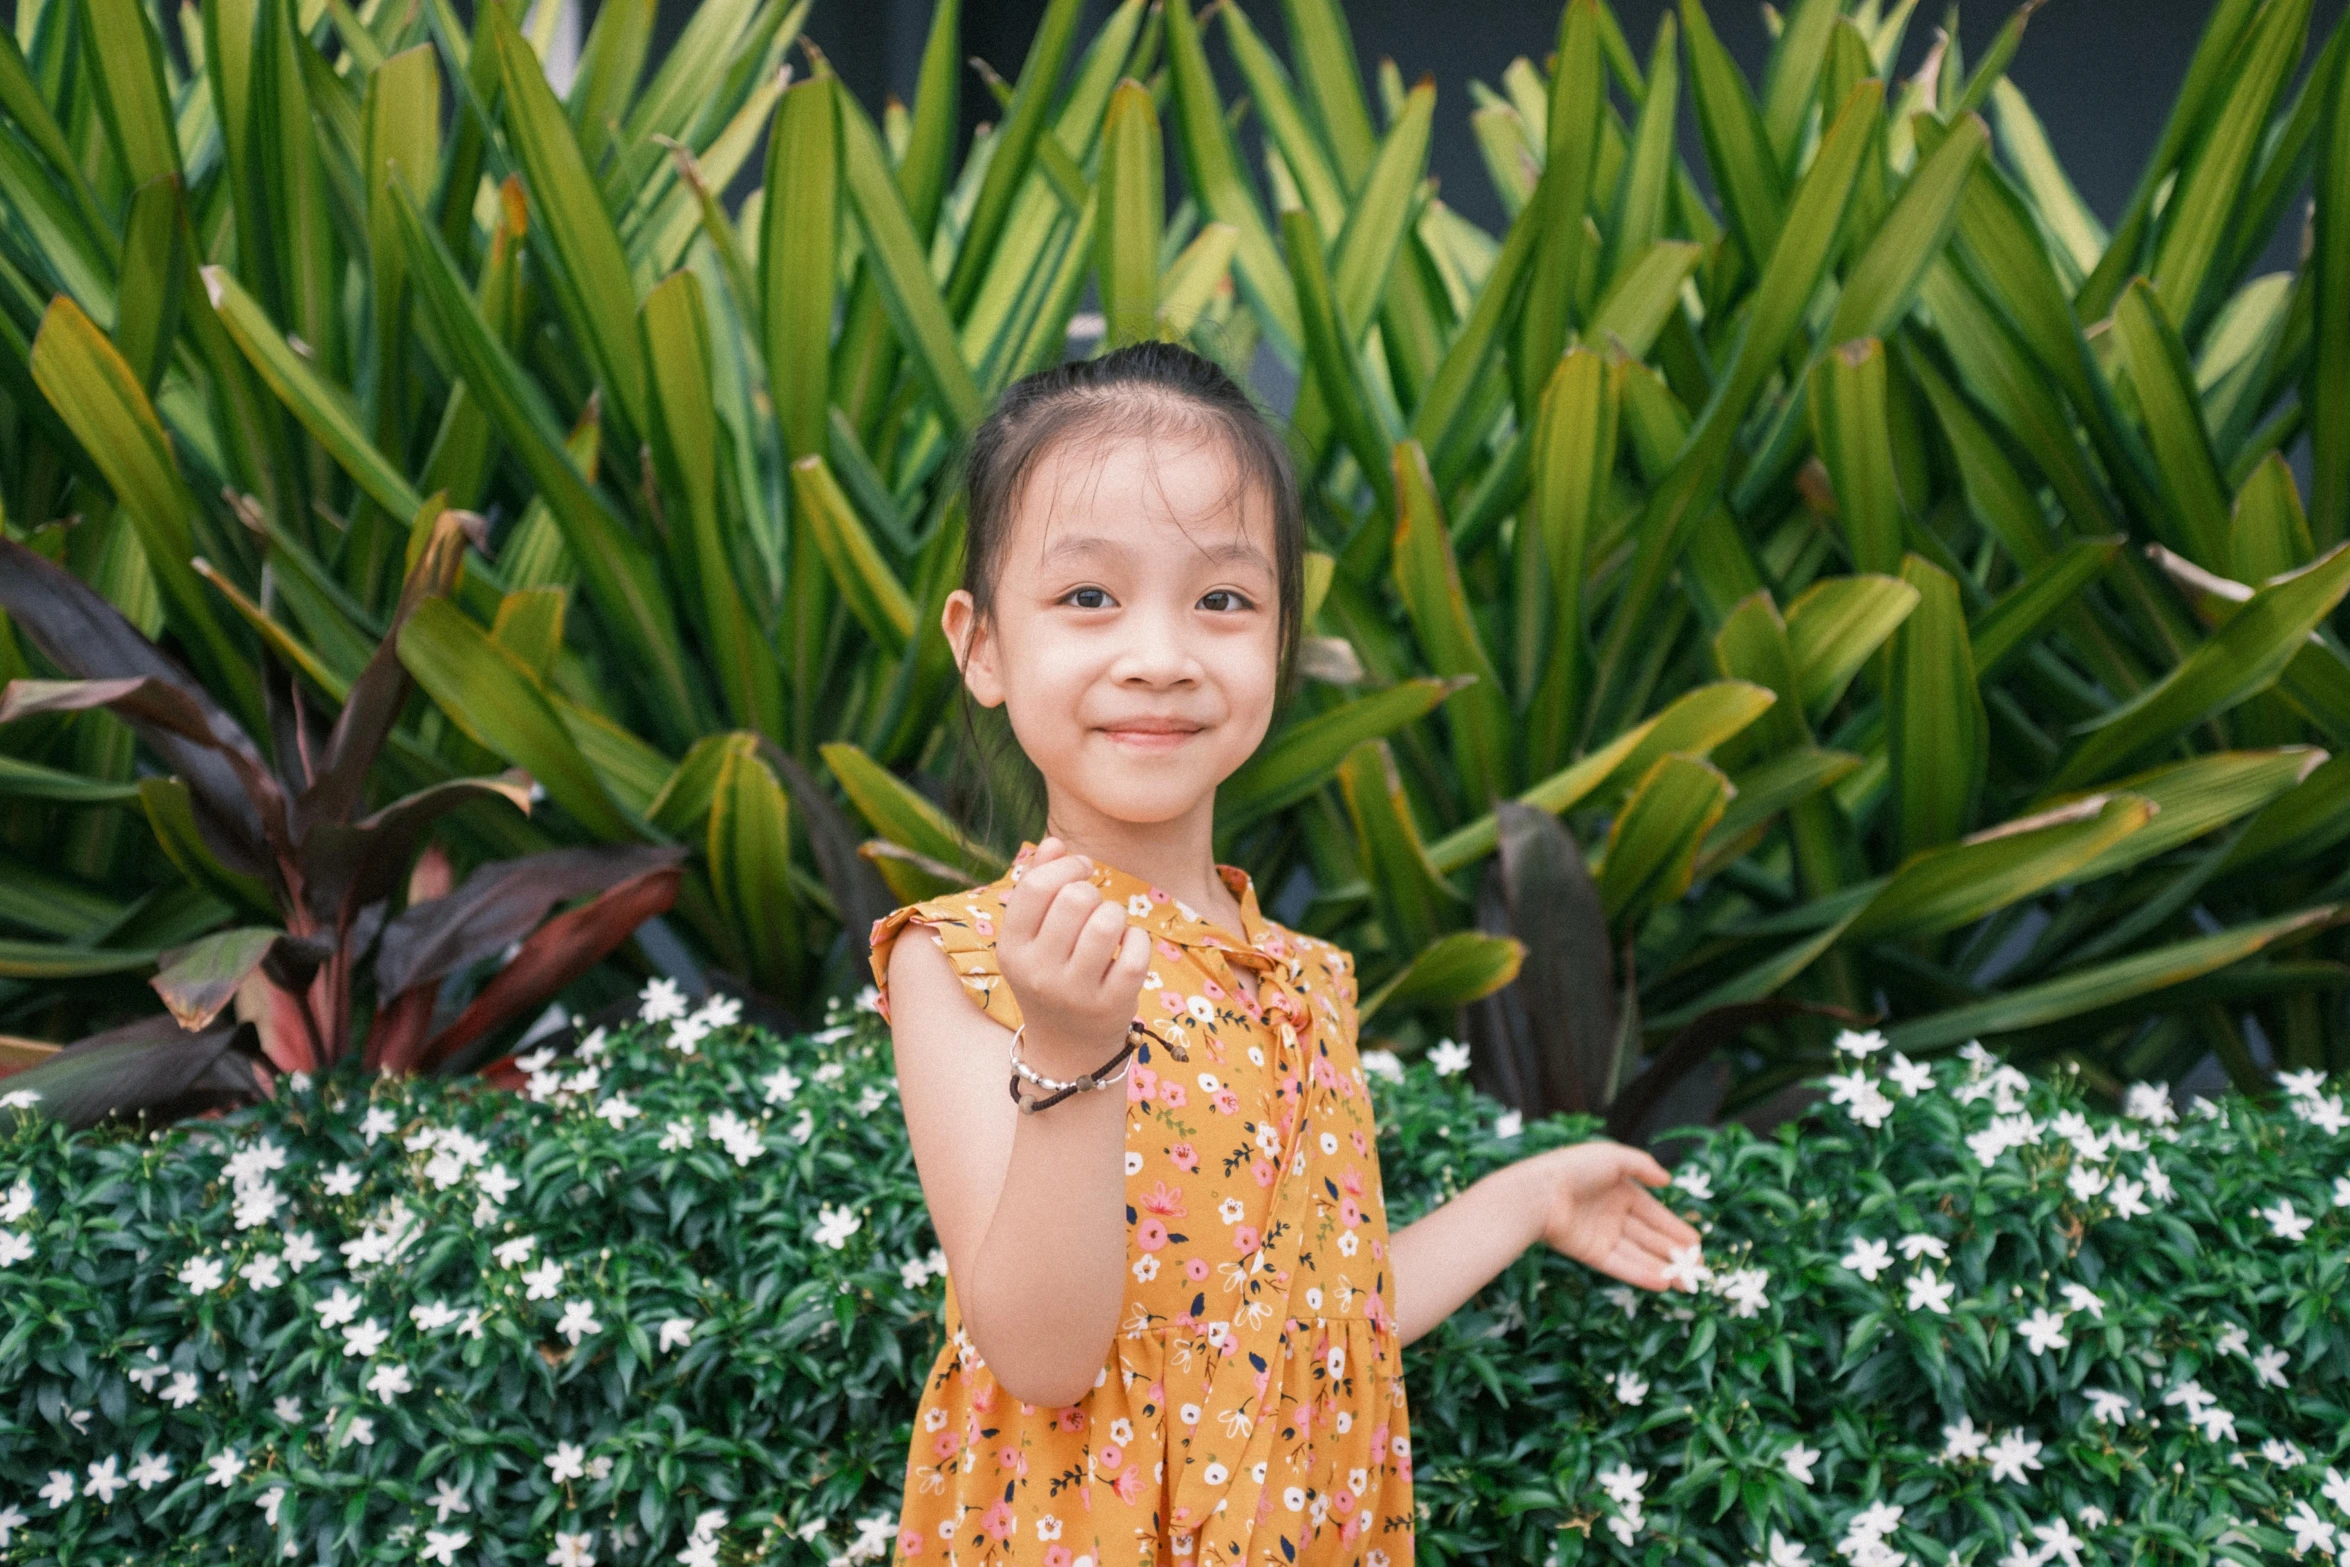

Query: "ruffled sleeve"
(865, 886), (1023, 1033)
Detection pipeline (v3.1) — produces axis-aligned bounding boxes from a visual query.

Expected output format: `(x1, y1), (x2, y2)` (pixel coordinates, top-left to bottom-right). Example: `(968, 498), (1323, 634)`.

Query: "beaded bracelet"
(1007, 1021), (1145, 1114)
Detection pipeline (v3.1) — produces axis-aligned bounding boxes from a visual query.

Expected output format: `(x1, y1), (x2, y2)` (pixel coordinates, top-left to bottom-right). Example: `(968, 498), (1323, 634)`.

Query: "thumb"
(1627, 1148), (1672, 1186)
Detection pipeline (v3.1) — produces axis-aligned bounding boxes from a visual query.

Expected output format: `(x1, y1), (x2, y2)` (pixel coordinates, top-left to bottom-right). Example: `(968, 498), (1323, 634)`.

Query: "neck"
(1040, 789), (1236, 921)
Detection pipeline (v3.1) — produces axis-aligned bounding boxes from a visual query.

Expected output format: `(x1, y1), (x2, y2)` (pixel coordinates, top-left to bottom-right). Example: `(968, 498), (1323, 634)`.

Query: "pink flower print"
(1341, 1166), (1364, 1195)
(1371, 1423), (1389, 1456)
(1256, 1490), (1276, 1522)
(1159, 1081), (1187, 1108)
(931, 1428), (962, 1460)
(981, 1501), (1017, 1542)
(1141, 1180), (1187, 1218)
(1149, 886), (1171, 903)
(1098, 1444), (1124, 1471)
(1341, 1513), (1369, 1545)
(970, 1381), (995, 1413)
(1045, 1548), (1074, 1567)
(973, 916), (994, 937)
(1339, 1196), (1363, 1227)
(996, 1443), (1029, 1476)
(899, 1527), (927, 1556)
(1184, 1256), (1209, 1282)
(1160, 989), (1187, 1012)
(1371, 1238), (1384, 1260)
(1251, 1159), (1274, 1188)
(1128, 1064), (1158, 1103)
(1233, 1225), (1259, 1253)
(1136, 1217), (1170, 1252)
(1056, 1407), (1088, 1432)
(1331, 1488), (1358, 1517)
(1212, 1090), (1240, 1116)
(1351, 1129), (1368, 1155)
(1156, 939), (1183, 962)
(1170, 1141), (1200, 1173)
(1111, 1464), (1143, 1503)
(1265, 932), (1289, 957)
(1201, 978), (1225, 1000)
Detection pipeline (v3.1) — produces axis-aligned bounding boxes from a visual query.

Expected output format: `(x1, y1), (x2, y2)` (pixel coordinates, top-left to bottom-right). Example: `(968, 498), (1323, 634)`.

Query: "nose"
(1109, 598), (1200, 687)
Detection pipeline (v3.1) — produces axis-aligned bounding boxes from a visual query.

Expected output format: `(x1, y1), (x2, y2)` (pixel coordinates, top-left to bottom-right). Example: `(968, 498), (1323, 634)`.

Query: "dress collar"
(1007, 840), (1281, 957)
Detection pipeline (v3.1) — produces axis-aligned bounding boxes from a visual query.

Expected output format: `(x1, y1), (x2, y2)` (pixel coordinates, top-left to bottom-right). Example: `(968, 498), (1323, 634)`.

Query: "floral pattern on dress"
(869, 842), (1415, 1567)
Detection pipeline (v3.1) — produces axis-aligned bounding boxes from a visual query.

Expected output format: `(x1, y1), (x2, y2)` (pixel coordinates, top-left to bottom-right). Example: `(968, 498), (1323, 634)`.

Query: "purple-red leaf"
(375, 843), (684, 1000)
(151, 926), (329, 1031)
(301, 769), (534, 930)
(0, 1014), (265, 1131)
(414, 862), (684, 1074)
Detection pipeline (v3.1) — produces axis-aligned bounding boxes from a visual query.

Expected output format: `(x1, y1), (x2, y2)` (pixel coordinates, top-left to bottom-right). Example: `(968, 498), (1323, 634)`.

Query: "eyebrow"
(1040, 534), (1274, 571)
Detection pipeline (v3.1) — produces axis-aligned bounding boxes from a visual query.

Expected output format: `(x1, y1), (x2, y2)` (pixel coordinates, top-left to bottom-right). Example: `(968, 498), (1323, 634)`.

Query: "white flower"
(2285, 1502), (2337, 1557)
(659, 1119), (696, 1150)
(577, 1028), (607, 1060)
(1896, 1233), (1948, 1261)
(1661, 1244), (1713, 1292)
(2327, 1467), (2350, 1512)
(1360, 1049), (1404, 1082)
(2143, 1158), (2173, 1204)
(2018, 1307), (2070, 1355)
(2251, 1345), (2291, 1388)
(1600, 1286), (1639, 1319)
(127, 1449), (172, 1490)
(2258, 1198), (2312, 1242)
(0, 1178), (31, 1223)
(240, 1253), (284, 1291)
(2031, 1517), (2085, 1567)
(814, 1203), (863, 1250)
(1984, 1430), (2043, 1485)
(2215, 1323), (2249, 1358)
(273, 1397), (303, 1423)
(494, 1236), (538, 1268)
(658, 1318), (696, 1353)
(1493, 1109), (1522, 1139)
(1885, 1052), (1935, 1097)
(852, 984), (882, 1015)
(179, 1255), (226, 1295)
(38, 1470), (73, 1509)
(523, 1260), (566, 1301)
(342, 1317), (389, 1358)
(421, 1528), (471, 1565)
(2262, 1438), (2306, 1467)
(412, 1300), (462, 1333)
(205, 1449), (243, 1486)
(1611, 1369), (1648, 1405)
(430, 1478), (473, 1523)
(666, 1018), (710, 1056)
(0, 1088), (41, 1109)
(545, 1442), (588, 1484)
(2121, 1081), (2177, 1123)
(555, 1300), (602, 1345)
(693, 993), (743, 1031)
(1939, 1415), (1987, 1461)
(2161, 1379), (2217, 1417)
(1671, 1167), (1712, 1201)
(2190, 1403), (2238, 1443)
(283, 1231), (322, 1271)
(1718, 1267), (1771, 1318)
(162, 1371), (202, 1408)
(320, 1163), (361, 1197)
(1904, 1267), (1956, 1315)
(1594, 1461), (1648, 1508)
(1427, 1039), (1471, 1076)
(594, 1095), (640, 1129)
(1779, 1440), (1820, 1486)
(2057, 1283), (2104, 1321)
(84, 1455), (125, 1504)
(2278, 1067), (2328, 1099)
(258, 1485), (286, 1525)
(314, 1286), (363, 1328)
(2104, 1176), (2150, 1219)
(761, 1066), (802, 1105)
(548, 1531), (598, 1567)
(2337, 1175), (2350, 1209)
(1840, 1236), (1893, 1281)
(2065, 1163), (2109, 1201)
(638, 977), (688, 1023)
(0, 1502), (23, 1547)
(127, 1353), (170, 1393)
(1834, 1029), (1886, 1058)
(2295, 1094), (2348, 1134)
(0, 1229), (31, 1268)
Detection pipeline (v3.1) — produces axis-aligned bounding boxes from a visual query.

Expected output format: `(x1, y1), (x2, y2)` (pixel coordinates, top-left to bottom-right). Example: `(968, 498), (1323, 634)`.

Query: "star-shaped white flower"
(555, 1300), (602, 1345)
(545, 1441), (587, 1484)
(2250, 1345), (2291, 1389)
(1840, 1236), (1892, 1281)
(1779, 1440), (1820, 1486)
(430, 1477), (473, 1523)
(421, 1528), (471, 1565)
(320, 1163), (361, 1197)
(2018, 1307), (2070, 1355)
(2031, 1517), (2085, 1567)
(1833, 1029), (1886, 1058)
(523, 1260), (566, 1300)
(1939, 1415), (1987, 1462)
(2285, 1502), (2337, 1558)
(162, 1371), (201, 1408)
(2105, 1176), (2150, 1219)
(1428, 1038), (1472, 1076)
(1751, 1529), (1810, 1566)
(0, 1501), (25, 1546)
(593, 1095), (640, 1129)
(2058, 1283), (2105, 1321)
(314, 1286), (362, 1328)
(637, 977), (687, 1023)
(178, 1256), (225, 1295)
(412, 1300), (461, 1333)
(493, 1235), (537, 1268)
(1885, 1052), (1935, 1097)
(205, 1449), (243, 1487)
(1895, 1233), (1948, 1261)
(2258, 1198), (2311, 1242)
(127, 1451), (172, 1491)
(1984, 1430), (2043, 1485)
(1611, 1370), (1647, 1405)
(38, 1470), (73, 1509)
(366, 1361), (412, 1401)
(547, 1531), (597, 1567)
(813, 1203), (863, 1250)
(1904, 1267), (1955, 1315)
(83, 1455), (124, 1504)
(1662, 1243), (1713, 1292)
(658, 1317), (696, 1353)
(342, 1317), (389, 1358)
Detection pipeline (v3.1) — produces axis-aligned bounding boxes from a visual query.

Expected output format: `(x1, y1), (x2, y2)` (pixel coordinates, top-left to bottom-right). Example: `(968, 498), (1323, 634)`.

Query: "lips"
(1098, 718), (1203, 749)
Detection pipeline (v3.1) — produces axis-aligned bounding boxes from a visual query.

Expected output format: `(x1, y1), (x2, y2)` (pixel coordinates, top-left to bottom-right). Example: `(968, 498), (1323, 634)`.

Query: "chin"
(1071, 773), (1217, 826)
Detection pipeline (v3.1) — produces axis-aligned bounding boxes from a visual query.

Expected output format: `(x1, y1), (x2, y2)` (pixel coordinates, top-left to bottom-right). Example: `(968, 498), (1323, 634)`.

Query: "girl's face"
(944, 426), (1282, 831)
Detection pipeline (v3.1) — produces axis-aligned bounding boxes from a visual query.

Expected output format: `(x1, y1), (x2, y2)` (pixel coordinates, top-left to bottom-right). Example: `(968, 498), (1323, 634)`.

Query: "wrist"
(1018, 1020), (1132, 1074)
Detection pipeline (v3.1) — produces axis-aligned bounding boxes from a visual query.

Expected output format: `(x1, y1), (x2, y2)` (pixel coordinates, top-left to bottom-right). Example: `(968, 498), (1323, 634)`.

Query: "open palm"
(1531, 1141), (1706, 1292)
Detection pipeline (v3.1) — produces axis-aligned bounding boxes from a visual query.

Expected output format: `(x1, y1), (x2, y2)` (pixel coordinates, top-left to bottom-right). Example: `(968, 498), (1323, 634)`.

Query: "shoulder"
(867, 877), (1023, 1029)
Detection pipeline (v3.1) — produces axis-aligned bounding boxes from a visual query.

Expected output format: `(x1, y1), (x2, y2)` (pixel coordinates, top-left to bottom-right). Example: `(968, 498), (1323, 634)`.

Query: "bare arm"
(885, 841), (1152, 1408)
(1388, 1142), (1706, 1350)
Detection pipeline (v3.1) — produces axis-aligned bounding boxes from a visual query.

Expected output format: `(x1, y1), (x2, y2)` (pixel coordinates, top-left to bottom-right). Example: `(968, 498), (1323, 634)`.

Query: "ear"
(942, 590), (1005, 708)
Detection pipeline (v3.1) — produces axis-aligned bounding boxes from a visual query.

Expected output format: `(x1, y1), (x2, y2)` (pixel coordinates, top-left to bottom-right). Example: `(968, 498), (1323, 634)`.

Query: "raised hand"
(996, 838), (1153, 1073)
(1528, 1141), (1707, 1292)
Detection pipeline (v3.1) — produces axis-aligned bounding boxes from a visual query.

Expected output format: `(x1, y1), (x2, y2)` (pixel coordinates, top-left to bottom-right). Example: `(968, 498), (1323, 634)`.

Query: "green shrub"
(3, 1004), (2347, 1564)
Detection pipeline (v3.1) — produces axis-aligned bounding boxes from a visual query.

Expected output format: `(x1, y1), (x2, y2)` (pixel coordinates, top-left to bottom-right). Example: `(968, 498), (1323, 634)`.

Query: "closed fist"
(996, 838), (1153, 1074)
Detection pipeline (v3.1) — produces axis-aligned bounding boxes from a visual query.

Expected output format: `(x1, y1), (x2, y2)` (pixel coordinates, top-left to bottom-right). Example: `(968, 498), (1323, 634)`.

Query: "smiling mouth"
(1099, 721), (1203, 749)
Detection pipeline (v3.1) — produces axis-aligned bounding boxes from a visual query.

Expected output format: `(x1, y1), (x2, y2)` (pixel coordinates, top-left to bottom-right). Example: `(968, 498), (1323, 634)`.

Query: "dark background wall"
(787, 0), (2345, 279)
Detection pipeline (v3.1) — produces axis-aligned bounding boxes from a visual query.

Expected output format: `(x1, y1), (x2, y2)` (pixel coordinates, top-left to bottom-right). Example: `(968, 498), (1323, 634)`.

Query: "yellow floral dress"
(868, 842), (1416, 1567)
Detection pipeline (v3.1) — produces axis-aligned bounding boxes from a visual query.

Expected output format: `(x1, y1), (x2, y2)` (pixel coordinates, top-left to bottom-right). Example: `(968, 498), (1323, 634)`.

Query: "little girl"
(869, 342), (1703, 1567)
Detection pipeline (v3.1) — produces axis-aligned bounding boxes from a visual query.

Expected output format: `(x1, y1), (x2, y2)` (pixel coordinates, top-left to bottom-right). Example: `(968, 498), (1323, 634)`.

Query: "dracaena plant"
(0, 516), (684, 1129)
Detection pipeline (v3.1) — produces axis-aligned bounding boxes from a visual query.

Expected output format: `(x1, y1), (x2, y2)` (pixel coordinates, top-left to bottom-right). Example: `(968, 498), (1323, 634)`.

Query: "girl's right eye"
(1061, 586), (1114, 609)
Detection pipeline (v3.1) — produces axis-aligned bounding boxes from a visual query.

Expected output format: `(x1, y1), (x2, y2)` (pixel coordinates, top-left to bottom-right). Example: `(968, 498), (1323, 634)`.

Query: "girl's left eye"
(1061, 586), (1114, 609)
(1199, 589), (1255, 612)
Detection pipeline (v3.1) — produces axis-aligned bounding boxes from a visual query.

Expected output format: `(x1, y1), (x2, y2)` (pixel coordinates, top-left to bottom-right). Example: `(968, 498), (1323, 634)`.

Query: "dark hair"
(945, 340), (1306, 845)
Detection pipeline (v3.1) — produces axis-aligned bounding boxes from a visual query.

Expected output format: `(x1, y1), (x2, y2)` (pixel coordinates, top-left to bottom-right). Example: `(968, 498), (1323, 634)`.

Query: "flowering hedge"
(1, 991), (2347, 1566)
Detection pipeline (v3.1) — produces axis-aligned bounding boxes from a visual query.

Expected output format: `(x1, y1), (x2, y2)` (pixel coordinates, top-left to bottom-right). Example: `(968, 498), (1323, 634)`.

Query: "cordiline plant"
(0, 515), (684, 1128)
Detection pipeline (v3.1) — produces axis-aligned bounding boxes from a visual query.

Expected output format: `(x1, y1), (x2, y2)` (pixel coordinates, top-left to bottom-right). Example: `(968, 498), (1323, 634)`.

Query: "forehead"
(1008, 422), (1275, 564)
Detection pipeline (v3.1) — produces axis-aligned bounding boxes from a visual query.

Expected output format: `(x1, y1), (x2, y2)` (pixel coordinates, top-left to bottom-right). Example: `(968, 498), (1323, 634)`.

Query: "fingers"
(1110, 925), (1152, 991)
(1615, 1143), (1673, 1186)
(1634, 1189), (1704, 1248)
(1067, 896), (1128, 981)
(1601, 1237), (1673, 1292)
(1006, 854), (1096, 943)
